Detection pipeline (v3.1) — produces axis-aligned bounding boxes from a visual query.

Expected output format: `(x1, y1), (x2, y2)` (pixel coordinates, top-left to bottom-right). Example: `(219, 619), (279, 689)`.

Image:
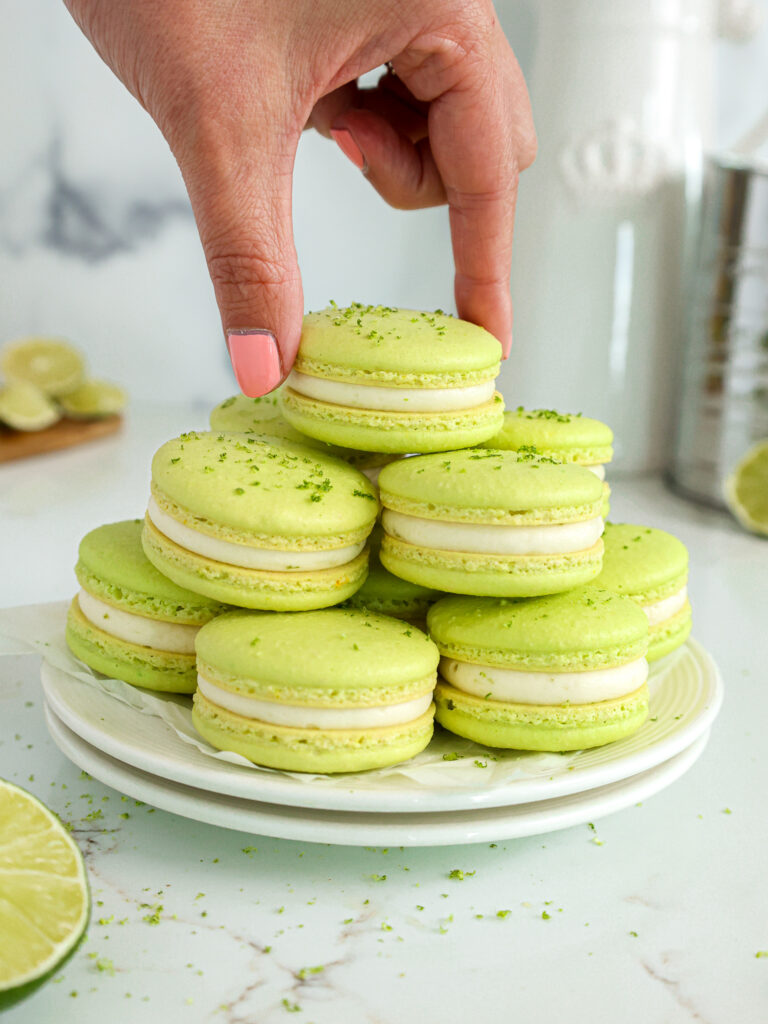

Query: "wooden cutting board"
(0, 416), (123, 464)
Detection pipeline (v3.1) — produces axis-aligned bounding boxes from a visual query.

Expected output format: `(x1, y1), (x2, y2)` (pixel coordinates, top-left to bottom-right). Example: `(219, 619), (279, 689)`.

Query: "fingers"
(178, 128), (304, 396)
(398, 15), (537, 355)
(331, 108), (446, 210)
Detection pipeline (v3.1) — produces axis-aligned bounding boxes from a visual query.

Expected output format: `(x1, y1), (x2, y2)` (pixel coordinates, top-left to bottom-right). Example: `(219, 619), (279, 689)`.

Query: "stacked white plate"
(42, 639), (723, 847)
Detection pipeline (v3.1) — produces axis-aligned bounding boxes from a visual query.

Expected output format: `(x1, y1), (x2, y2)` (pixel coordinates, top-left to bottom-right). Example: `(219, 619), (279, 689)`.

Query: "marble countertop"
(1, 405), (767, 1023)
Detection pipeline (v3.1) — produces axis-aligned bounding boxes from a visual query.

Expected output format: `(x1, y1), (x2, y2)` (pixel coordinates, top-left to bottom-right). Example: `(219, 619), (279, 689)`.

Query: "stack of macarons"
(64, 302), (693, 771)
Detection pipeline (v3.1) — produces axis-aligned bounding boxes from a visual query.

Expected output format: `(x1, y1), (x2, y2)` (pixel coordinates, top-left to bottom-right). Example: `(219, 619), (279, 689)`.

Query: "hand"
(64, 0), (536, 395)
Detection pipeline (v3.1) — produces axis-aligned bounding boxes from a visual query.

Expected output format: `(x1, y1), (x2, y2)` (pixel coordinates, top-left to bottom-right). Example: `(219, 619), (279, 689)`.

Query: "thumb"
(179, 137), (304, 397)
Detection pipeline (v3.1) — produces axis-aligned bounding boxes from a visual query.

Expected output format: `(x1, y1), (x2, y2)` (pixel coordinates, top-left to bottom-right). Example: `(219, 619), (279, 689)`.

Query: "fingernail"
(331, 128), (366, 172)
(502, 330), (512, 360)
(226, 329), (282, 397)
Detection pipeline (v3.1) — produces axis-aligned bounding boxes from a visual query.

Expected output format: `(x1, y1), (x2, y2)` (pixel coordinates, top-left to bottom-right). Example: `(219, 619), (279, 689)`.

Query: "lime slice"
(0, 780), (90, 1009)
(0, 380), (60, 431)
(725, 440), (768, 537)
(59, 379), (127, 420)
(0, 337), (85, 397)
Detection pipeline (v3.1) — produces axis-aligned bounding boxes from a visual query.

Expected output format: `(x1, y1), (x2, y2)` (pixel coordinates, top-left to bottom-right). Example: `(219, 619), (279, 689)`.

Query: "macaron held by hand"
(142, 431), (379, 611)
(192, 608), (440, 773)
(66, 519), (228, 692)
(279, 304), (505, 453)
(428, 587), (650, 751)
(378, 449), (605, 597)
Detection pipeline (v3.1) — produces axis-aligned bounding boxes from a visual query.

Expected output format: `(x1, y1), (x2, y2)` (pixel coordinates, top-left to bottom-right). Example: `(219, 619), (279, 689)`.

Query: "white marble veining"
(1, 404), (767, 1022)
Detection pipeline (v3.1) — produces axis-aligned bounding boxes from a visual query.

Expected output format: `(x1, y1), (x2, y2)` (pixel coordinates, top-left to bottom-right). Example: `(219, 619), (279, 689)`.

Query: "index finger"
(400, 17), (536, 355)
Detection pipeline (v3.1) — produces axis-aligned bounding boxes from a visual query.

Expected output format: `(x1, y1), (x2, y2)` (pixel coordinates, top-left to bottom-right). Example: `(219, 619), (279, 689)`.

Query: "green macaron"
(481, 407), (613, 515)
(378, 448), (605, 597)
(66, 519), (227, 692)
(142, 431), (379, 611)
(428, 588), (650, 751)
(279, 304), (504, 453)
(596, 523), (692, 661)
(209, 388), (395, 477)
(341, 526), (443, 622)
(192, 608), (439, 773)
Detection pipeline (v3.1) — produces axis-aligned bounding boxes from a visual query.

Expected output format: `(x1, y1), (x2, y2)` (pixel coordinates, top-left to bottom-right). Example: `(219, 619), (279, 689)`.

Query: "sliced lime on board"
(59, 379), (127, 420)
(0, 381), (60, 431)
(0, 337), (84, 397)
(0, 780), (90, 1010)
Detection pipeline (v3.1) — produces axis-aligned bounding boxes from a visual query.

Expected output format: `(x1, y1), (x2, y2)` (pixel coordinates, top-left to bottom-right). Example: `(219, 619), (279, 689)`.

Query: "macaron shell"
(142, 517), (370, 611)
(434, 681), (649, 751)
(426, 588), (648, 671)
(192, 692), (434, 773)
(480, 408), (613, 465)
(598, 523), (689, 603)
(648, 601), (692, 662)
(151, 431), (378, 547)
(381, 535), (604, 598)
(65, 599), (197, 693)
(297, 306), (501, 384)
(195, 608), (439, 700)
(279, 389), (505, 454)
(378, 450), (604, 524)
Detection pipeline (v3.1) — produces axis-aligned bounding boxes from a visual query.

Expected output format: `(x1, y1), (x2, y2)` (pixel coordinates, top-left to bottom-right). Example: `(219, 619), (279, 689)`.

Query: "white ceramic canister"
(498, 0), (719, 472)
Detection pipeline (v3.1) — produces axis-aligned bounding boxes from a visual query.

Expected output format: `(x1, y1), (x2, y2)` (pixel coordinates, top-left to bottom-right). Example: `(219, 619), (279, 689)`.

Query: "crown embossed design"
(559, 118), (669, 199)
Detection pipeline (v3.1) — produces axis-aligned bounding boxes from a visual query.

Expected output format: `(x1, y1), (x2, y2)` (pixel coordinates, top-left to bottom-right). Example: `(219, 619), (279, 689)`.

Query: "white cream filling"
(642, 586), (688, 627)
(197, 675), (433, 729)
(287, 370), (496, 412)
(583, 464), (605, 480)
(147, 497), (364, 571)
(440, 656), (649, 706)
(382, 509), (604, 555)
(78, 589), (199, 654)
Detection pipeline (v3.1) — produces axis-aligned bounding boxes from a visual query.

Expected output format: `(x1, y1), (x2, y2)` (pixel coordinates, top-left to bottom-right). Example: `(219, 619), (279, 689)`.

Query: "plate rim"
(40, 638), (723, 813)
(44, 704), (711, 847)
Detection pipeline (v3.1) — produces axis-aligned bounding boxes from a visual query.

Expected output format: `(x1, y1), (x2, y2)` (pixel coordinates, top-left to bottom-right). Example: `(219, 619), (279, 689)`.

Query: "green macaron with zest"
(66, 519), (227, 692)
(596, 523), (692, 662)
(279, 304), (504, 453)
(428, 587), (650, 751)
(193, 608), (440, 773)
(142, 431), (378, 611)
(378, 448), (605, 597)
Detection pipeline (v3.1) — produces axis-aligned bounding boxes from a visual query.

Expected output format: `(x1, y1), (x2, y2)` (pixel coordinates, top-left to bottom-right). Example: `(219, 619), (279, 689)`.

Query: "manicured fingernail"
(331, 128), (366, 172)
(226, 330), (282, 397)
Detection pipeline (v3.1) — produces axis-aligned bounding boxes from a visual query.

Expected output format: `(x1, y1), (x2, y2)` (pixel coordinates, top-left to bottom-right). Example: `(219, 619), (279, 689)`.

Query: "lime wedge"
(0, 780), (90, 1009)
(725, 440), (768, 537)
(0, 380), (60, 431)
(0, 337), (85, 397)
(59, 379), (127, 420)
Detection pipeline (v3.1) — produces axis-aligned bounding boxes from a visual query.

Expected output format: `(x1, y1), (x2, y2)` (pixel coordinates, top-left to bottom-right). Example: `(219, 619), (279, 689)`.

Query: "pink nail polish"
(331, 128), (366, 171)
(226, 330), (282, 397)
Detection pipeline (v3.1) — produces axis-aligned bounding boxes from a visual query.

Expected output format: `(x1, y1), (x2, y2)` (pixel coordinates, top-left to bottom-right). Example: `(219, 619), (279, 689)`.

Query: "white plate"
(44, 705), (711, 847)
(40, 639), (722, 813)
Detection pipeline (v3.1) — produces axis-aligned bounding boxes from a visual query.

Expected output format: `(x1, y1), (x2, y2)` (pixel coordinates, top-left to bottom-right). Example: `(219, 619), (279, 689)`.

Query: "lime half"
(0, 780), (90, 1009)
(59, 379), (127, 419)
(0, 337), (85, 397)
(0, 380), (60, 431)
(725, 440), (768, 538)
